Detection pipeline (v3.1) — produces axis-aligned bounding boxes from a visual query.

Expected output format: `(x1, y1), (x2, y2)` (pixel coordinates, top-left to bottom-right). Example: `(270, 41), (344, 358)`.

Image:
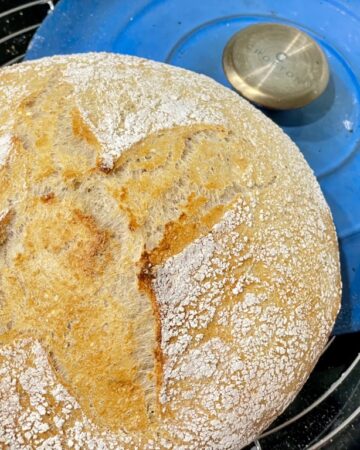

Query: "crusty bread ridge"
(0, 53), (341, 449)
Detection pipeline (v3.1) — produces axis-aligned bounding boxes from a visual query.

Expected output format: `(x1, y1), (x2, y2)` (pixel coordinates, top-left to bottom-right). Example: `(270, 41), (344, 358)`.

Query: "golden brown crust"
(0, 208), (13, 245)
(0, 53), (340, 449)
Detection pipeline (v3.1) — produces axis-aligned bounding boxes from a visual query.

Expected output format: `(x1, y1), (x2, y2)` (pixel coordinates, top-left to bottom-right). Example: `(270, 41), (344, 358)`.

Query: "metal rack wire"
(0, 1), (359, 449)
(250, 336), (360, 450)
(0, 0), (55, 65)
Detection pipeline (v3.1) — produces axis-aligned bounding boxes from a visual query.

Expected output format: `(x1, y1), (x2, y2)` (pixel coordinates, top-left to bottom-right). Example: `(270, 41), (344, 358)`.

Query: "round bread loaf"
(0, 53), (340, 449)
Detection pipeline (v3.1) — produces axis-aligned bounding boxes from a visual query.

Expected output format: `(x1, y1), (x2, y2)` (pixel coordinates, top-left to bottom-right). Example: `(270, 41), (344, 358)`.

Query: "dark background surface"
(0, 0), (58, 65)
(0, 1), (359, 449)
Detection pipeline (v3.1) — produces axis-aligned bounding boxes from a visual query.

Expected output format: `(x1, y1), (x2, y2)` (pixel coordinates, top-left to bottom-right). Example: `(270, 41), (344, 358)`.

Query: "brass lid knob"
(222, 23), (329, 110)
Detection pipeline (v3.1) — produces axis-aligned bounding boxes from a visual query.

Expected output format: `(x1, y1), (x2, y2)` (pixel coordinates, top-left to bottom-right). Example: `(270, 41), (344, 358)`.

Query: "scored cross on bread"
(0, 54), (340, 449)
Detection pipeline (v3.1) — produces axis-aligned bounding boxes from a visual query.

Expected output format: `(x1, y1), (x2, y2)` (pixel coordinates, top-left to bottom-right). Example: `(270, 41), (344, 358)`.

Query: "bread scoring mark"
(135, 193), (242, 427)
(137, 252), (164, 417)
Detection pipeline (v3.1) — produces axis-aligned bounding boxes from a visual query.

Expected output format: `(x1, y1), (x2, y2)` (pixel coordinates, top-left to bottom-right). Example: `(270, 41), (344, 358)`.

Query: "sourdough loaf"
(0, 53), (340, 449)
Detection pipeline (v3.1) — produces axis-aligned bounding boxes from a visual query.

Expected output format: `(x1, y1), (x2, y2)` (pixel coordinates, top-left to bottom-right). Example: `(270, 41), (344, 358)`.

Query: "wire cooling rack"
(0, 1), (359, 449)
(0, 0), (56, 66)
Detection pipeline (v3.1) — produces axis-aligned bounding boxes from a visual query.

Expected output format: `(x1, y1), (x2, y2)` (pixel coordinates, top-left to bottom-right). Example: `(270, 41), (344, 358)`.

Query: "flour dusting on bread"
(0, 53), (340, 450)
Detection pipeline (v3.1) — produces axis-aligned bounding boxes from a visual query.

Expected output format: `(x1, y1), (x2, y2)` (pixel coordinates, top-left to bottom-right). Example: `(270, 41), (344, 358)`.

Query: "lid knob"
(222, 23), (329, 109)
